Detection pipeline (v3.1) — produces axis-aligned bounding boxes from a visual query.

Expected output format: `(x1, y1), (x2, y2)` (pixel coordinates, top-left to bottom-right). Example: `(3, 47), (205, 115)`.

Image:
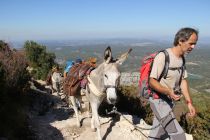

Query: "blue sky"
(1, 0), (210, 41)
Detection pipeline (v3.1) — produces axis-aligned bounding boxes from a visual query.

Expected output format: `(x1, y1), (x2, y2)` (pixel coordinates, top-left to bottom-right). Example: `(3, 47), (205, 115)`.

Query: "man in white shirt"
(148, 27), (197, 140)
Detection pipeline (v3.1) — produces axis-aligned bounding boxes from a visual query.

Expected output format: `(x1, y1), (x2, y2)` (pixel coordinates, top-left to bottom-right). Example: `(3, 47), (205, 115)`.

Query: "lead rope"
(106, 104), (175, 139)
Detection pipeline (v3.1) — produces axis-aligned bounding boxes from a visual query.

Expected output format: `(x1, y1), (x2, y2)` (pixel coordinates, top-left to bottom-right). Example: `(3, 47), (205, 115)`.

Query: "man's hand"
(168, 88), (182, 101)
(187, 103), (196, 118)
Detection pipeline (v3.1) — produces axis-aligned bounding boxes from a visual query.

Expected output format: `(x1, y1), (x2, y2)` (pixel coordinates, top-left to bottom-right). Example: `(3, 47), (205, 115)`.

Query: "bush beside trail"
(0, 40), (31, 139)
(179, 91), (210, 140)
(24, 40), (56, 80)
(0, 40), (58, 139)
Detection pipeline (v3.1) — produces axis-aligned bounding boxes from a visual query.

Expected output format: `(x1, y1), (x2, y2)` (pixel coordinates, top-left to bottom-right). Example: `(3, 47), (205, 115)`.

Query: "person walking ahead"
(148, 27), (197, 140)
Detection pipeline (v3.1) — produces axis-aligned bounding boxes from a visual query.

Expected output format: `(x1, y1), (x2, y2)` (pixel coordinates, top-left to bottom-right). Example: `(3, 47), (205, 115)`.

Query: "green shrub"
(24, 40), (56, 80)
(179, 91), (210, 140)
(0, 41), (31, 139)
(117, 85), (153, 124)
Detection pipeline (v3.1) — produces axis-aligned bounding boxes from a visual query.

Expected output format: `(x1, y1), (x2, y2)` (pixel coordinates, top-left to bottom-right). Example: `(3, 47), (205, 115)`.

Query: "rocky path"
(28, 90), (151, 140)
(28, 81), (193, 140)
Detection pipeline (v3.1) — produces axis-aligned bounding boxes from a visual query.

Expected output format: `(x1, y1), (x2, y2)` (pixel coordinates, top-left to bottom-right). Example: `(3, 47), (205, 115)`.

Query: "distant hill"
(43, 40), (210, 94)
(10, 39), (210, 93)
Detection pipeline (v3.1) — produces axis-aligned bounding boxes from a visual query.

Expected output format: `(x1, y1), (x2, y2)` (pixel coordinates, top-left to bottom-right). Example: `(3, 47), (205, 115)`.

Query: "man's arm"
(181, 79), (196, 117)
(149, 78), (181, 101)
(149, 51), (181, 101)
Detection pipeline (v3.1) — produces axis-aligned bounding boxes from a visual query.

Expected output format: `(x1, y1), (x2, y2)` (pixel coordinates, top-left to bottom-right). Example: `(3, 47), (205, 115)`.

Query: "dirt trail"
(28, 90), (151, 140)
(28, 81), (193, 140)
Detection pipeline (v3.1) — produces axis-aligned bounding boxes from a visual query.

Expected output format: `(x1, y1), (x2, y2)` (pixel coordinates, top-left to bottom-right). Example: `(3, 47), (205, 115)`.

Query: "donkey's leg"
(56, 82), (61, 96)
(47, 85), (53, 94)
(52, 82), (56, 94)
(89, 101), (96, 131)
(87, 101), (92, 118)
(69, 96), (81, 127)
(91, 114), (96, 131)
(91, 103), (102, 140)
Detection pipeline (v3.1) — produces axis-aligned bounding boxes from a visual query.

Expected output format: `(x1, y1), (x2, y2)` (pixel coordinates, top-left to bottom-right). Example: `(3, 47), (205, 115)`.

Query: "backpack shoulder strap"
(182, 55), (185, 67)
(158, 50), (170, 81)
(178, 55), (186, 86)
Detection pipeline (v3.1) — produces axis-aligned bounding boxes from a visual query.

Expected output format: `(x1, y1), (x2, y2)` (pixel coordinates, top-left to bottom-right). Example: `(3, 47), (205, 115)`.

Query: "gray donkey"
(84, 46), (132, 140)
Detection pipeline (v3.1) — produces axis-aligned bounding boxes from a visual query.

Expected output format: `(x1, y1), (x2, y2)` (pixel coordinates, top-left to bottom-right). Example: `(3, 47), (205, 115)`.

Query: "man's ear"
(179, 39), (185, 45)
(104, 46), (112, 63)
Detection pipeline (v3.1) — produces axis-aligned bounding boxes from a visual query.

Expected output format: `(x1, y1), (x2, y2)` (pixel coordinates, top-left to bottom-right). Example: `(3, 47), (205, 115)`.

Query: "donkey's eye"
(104, 74), (108, 79)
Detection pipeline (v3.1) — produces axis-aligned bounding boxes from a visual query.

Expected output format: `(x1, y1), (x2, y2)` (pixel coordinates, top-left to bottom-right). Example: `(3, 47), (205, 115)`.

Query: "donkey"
(66, 46), (131, 139)
(85, 46), (132, 140)
(51, 71), (63, 96)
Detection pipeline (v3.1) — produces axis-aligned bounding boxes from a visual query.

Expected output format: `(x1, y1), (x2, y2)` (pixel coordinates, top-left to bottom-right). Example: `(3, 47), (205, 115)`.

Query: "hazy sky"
(1, 0), (210, 41)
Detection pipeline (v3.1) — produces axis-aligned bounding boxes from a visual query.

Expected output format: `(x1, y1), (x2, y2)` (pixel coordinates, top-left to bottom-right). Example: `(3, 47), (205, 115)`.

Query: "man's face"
(181, 33), (198, 54)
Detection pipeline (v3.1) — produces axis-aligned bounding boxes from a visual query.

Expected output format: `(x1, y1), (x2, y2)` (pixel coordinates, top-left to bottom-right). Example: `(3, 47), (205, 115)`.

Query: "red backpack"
(139, 50), (185, 100)
(139, 50), (169, 100)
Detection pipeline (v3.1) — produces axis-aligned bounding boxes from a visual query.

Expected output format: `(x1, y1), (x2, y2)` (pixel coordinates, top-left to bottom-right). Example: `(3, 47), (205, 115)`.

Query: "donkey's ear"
(104, 46), (112, 63)
(116, 48), (132, 65)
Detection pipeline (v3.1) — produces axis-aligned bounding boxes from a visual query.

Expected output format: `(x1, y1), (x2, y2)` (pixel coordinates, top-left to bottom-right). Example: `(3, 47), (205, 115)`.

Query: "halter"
(87, 76), (117, 97)
(103, 85), (117, 93)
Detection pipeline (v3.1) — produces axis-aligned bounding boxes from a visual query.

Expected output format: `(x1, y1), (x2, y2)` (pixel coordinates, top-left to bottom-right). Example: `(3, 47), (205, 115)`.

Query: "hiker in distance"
(148, 27), (197, 140)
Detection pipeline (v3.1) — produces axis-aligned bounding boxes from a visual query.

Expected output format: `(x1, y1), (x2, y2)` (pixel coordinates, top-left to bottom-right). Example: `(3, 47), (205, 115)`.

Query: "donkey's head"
(102, 46), (132, 104)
